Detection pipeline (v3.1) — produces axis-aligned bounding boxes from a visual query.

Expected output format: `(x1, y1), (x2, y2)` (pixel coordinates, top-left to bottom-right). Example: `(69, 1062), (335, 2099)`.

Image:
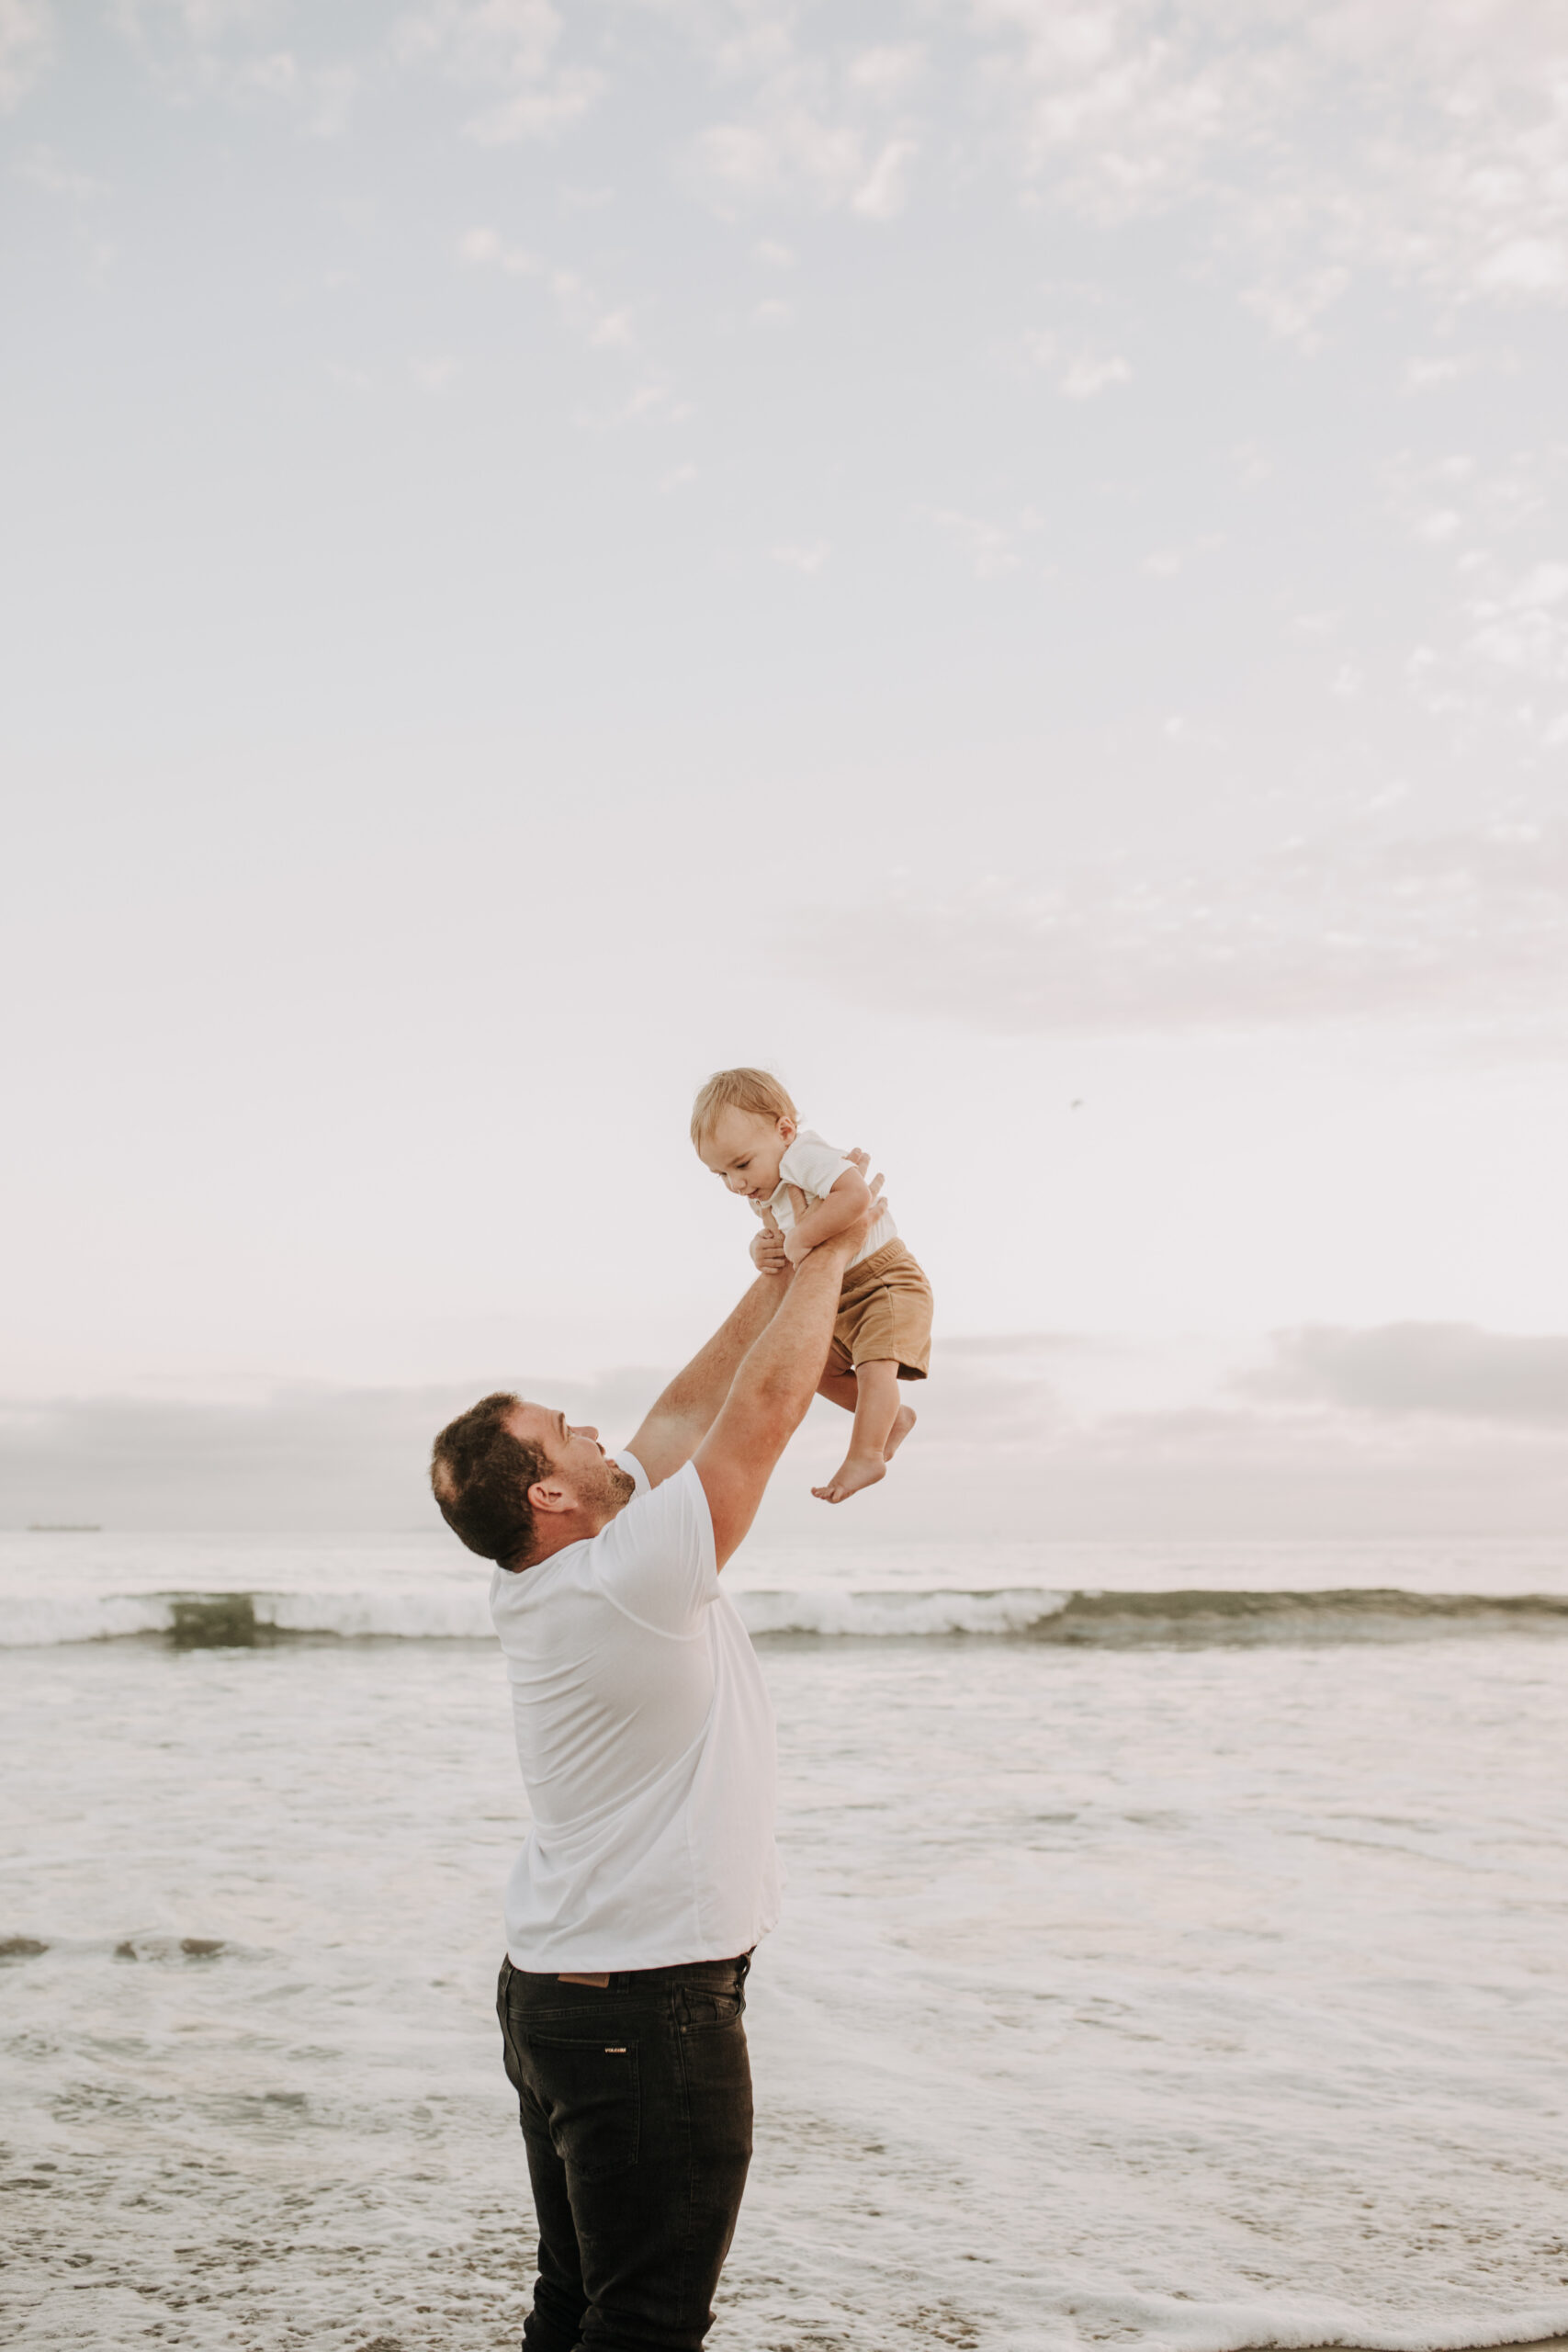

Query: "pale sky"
(3, 2), (1567, 1532)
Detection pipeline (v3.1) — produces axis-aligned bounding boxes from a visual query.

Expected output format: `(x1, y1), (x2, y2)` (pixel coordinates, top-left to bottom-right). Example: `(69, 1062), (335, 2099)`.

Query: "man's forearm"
(723, 1240), (850, 1417)
(787, 1174), (870, 1259)
(626, 1271), (794, 1482)
(693, 1232), (860, 1566)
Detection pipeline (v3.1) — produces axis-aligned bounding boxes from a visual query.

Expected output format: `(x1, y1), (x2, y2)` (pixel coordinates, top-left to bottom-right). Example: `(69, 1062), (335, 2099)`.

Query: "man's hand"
(750, 1208), (789, 1278)
(843, 1147), (887, 1222)
(782, 1185), (813, 1267)
(840, 1162), (886, 1254)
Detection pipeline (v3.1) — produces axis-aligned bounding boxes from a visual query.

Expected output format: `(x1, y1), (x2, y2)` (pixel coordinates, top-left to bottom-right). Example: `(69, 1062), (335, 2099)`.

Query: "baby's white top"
(762, 1127), (898, 1268)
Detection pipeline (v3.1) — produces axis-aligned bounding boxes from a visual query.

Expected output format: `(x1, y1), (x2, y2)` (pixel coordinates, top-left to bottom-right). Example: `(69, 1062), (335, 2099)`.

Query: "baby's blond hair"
(690, 1066), (798, 1148)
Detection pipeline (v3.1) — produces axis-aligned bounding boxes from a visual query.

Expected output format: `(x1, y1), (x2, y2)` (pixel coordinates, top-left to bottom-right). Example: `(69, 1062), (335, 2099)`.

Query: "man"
(429, 1169), (882, 2352)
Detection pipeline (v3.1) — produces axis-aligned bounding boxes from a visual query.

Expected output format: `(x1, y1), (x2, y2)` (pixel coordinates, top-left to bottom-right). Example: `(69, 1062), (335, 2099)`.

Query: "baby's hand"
(750, 1208), (789, 1278)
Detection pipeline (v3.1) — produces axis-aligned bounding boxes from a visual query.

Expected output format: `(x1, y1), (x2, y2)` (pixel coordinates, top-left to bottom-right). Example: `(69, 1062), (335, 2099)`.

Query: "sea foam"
(4, 1580), (1566, 1647)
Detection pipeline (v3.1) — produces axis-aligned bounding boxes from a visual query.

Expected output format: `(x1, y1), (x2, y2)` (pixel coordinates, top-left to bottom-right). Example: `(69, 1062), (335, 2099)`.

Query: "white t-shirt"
(489, 1451), (781, 1972)
(764, 1126), (898, 1267)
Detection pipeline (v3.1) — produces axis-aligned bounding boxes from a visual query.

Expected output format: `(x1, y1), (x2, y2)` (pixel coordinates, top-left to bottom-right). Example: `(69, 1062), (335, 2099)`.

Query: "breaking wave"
(3, 1585), (1567, 1649)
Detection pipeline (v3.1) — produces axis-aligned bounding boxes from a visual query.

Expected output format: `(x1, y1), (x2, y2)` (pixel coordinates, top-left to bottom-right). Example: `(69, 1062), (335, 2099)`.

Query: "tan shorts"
(825, 1241), (933, 1382)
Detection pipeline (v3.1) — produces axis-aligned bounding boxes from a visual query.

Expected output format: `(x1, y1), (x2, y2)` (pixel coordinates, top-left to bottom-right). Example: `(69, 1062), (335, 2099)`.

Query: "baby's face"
(697, 1106), (795, 1204)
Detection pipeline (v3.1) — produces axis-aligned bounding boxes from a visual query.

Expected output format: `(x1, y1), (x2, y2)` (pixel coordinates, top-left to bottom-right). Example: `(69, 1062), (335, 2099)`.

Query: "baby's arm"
(783, 1170), (872, 1266)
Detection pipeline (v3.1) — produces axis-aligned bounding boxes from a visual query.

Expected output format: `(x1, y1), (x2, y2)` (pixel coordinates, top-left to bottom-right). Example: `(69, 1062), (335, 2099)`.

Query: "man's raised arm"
(624, 1272), (795, 1489)
(694, 1205), (874, 1569)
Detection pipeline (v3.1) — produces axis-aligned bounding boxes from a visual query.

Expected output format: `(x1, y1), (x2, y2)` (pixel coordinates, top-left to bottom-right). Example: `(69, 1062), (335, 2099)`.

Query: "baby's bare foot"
(811, 1453), (888, 1505)
(885, 1404), (917, 1462)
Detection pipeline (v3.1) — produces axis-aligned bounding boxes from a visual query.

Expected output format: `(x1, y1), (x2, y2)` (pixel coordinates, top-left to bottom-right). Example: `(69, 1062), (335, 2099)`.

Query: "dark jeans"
(496, 1952), (754, 2352)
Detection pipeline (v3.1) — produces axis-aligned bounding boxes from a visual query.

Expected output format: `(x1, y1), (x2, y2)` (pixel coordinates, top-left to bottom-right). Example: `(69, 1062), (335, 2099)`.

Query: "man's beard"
(592, 1455), (638, 1514)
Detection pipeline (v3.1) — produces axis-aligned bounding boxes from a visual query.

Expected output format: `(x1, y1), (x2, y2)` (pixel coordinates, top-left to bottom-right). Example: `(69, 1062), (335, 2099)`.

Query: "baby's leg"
(818, 1365), (918, 1462)
(812, 1359), (912, 1503)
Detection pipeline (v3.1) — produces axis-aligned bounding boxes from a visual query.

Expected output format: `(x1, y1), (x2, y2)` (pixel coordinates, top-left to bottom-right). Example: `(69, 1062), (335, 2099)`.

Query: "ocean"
(3, 1527), (1566, 2352)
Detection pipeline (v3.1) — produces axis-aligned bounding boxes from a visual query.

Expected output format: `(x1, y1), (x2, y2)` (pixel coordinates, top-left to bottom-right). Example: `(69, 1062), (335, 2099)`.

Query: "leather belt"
(556, 1951), (751, 1989)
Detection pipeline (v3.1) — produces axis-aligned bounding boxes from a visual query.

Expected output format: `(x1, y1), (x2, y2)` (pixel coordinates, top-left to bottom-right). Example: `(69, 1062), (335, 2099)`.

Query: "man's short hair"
(690, 1066), (797, 1148)
(430, 1391), (552, 1571)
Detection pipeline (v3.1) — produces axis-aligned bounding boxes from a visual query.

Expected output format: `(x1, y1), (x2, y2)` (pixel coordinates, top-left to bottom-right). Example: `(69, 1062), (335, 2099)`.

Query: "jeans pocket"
(525, 2033), (642, 2180)
(681, 1989), (743, 2030)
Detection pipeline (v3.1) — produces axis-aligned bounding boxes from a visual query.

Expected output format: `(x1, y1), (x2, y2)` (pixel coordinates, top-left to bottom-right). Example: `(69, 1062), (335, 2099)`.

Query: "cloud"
(1465, 561), (1568, 687)
(108, 1), (357, 130)
(780, 823), (1568, 1041)
(1023, 332), (1134, 398)
(1389, 447), (1559, 544)
(971, 0), (1256, 212)
(770, 540), (829, 573)
(1240, 266), (1349, 352)
(65, 1), (1568, 336)
(846, 44), (926, 102)
(922, 505), (1042, 578)
(0, 1359), (1064, 1536)
(1139, 531), (1222, 579)
(1241, 1323), (1568, 1425)
(13, 143), (105, 198)
(1057, 350), (1132, 399)
(967, 0), (1568, 328)
(940, 1331), (1100, 1358)
(0, 0), (52, 108)
(681, 30), (922, 219)
(851, 136), (917, 220)
(894, 1321), (1568, 1534)
(615, 380), (688, 421)
(0, 1363), (1063, 1532)
(1404, 356), (1467, 392)
(392, 0), (601, 141)
(1019, 1394), (1568, 1537)
(1387, 446), (1568, 746)
(689, 110), (863, 209)
(458, 226), (641, 351)
(412, 354), (461, 392)
(0, 1371), (667, 1532)
(8, 1336), (1568, 1538)
(457, 223), (533, 272)
(62, 2), (1568, 341)
(886, 1356), (1065, 1451)
(1477, 237), (1568, 297)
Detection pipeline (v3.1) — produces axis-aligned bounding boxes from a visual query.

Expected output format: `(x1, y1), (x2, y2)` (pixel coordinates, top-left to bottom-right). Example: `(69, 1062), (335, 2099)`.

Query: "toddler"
(692, 1068), (933, 1503)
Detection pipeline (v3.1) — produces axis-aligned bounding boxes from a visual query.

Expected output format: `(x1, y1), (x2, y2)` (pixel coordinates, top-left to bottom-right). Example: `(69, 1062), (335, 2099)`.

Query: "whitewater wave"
(3, 1584), (1568, 1648)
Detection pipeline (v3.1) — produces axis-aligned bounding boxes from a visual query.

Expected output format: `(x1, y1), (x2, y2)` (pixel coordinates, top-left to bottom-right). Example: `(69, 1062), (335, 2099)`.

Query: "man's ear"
(527, 1477), (575, 1518)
